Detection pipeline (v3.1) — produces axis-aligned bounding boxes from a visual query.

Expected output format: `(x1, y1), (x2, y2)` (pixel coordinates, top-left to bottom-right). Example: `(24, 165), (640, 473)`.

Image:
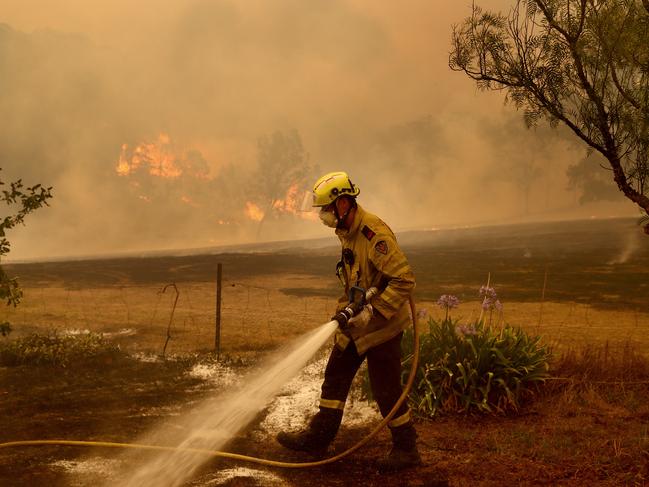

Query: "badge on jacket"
(375, 240), (388, 255)
(361, 225), (375, 241)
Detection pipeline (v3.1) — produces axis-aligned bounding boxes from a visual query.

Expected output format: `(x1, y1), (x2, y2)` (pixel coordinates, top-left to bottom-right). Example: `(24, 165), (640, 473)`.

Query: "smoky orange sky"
(1, 0), (635, 260)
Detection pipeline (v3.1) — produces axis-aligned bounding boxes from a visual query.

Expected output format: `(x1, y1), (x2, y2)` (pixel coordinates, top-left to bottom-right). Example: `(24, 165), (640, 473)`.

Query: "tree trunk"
(607, 152), (649, 214)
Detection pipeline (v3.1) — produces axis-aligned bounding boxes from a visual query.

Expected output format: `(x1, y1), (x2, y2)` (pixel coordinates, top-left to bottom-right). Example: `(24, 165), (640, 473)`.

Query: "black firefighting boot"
(377, 423), (422, 472)
(276, 408), (343, 454)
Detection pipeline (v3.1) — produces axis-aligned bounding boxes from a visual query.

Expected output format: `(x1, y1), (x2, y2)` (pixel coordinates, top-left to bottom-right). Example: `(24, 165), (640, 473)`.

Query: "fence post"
(215, 263), (222, 359)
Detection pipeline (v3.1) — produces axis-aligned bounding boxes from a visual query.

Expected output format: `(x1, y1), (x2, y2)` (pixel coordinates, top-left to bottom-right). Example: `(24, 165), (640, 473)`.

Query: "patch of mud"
(126, 404), (182, 418)
(132, 352), (162, 363)
(103, 328), (137, 337)
(188, 362), (238, 387)
(192, 467), (287, 486)
(256, 355), (380, 441)
(50, 457), (122, 477)
(60, 327), (137, 339)
(61, 328), (91, 336)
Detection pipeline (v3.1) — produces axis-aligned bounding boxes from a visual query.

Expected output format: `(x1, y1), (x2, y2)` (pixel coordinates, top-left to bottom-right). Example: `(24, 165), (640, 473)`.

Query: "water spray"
(0, 289), (420, 477)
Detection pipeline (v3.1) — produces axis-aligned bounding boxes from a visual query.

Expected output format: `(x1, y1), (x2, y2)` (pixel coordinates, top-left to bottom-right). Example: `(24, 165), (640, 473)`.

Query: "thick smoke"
(1, 1), (635, 260)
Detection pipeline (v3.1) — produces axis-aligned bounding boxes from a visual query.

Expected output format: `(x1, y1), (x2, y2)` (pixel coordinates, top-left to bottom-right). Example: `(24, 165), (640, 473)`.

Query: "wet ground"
(1, 217), (648, 485)
(0, 354), (647, 486)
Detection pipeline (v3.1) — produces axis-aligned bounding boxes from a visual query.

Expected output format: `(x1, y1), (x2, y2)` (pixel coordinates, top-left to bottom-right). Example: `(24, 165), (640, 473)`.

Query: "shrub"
(0, 321), (11, 337)
(401, 317), (551, 416)
(0, 332), (124, 367)
(0, 169), (53, 336)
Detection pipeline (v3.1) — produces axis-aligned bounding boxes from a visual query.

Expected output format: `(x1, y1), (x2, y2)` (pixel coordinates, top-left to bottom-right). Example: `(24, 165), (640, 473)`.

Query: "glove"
(347, 304), (373, 330)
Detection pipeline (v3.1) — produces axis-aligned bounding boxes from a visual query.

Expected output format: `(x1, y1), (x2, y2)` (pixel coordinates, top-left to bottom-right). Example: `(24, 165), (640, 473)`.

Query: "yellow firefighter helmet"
(312, 171), (360, 207)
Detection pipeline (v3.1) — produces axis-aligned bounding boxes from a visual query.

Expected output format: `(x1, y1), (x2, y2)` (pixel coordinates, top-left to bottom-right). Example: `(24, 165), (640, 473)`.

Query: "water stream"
(118, 320), (338, 487)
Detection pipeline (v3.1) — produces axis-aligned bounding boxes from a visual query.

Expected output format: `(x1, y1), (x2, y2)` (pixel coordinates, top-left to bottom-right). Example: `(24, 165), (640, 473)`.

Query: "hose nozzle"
(333, 286), (378, 331)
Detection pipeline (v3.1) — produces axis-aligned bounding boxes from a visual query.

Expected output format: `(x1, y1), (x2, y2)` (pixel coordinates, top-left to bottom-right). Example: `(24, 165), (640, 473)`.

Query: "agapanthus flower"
(455, 323), (478, 337)
(479, 286), (498, 300)
(437, 294), (460, 310)
(479, 286), (503, 312)
(416, 308), (429, 321)
(481, 298), (503, 311)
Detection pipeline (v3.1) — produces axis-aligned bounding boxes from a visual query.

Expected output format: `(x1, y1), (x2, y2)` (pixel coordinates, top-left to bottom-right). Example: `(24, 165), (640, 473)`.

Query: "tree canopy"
(450, 0), (649, 225)
(0, 170), (52, 335)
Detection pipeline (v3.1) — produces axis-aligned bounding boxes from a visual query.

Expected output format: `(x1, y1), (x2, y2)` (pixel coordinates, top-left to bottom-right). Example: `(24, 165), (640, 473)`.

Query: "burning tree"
(115, 132), (319, 243)
(0, 169), (52, 335)
(250, 129), (317, 238)
(115, 134), (224, 234)
(450, 0), (649, 231)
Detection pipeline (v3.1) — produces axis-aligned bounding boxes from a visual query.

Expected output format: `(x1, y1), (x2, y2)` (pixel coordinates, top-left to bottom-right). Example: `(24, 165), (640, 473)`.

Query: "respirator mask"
(319, 200), (354, 229)
(319, 208), (339, 228)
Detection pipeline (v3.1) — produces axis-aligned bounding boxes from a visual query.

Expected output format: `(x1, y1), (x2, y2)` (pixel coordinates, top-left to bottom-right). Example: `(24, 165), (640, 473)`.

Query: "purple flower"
(437, 294), (460, 310)
(479, 286), (498, 300)
(416, 308), (429, 321)
(455, 323), (478, 337)
(481, 298), (503, 311)
(479, 286), (503, 313)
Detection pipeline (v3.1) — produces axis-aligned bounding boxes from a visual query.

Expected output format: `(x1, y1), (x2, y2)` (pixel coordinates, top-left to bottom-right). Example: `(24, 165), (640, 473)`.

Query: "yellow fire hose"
(0, 297), (420, 469)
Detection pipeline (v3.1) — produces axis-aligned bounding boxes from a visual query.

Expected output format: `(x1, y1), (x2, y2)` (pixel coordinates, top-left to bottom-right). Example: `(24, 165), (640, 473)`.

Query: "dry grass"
(419, 299), (649, 356)
(2, 282), (648, 360)
(0, 276), (338, 355)
(552, 343), (649, 383)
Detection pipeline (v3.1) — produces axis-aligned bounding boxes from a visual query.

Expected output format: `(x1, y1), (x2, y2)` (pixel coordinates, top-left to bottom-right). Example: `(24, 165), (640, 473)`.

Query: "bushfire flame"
(244, 184), (318, 222)
(116, 135), (317, 225)
(116, 133), (211, 181)
(117, 133), (183, 179)
(245, 202), (264, 222)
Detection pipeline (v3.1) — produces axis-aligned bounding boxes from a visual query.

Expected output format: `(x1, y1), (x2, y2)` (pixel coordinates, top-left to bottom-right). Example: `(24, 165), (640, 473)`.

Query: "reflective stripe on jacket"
(334, 205), (415, 354)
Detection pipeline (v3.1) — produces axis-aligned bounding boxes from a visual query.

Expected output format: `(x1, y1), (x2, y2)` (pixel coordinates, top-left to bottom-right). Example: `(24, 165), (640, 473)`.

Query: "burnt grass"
(1, 217), (648, 486)
(9, 217), (649, 310)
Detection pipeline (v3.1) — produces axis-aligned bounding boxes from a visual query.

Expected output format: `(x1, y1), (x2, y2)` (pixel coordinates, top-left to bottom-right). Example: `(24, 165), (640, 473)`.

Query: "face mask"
(319, 209), (338, 228)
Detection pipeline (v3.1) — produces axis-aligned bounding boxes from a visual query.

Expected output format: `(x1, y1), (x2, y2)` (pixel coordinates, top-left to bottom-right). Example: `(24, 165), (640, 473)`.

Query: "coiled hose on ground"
(0, 296), (420, 469)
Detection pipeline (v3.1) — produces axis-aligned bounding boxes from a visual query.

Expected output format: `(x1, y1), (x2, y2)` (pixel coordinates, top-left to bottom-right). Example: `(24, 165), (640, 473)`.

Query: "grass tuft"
(551, 341), (649, 384)
(0, 331), (125, 367)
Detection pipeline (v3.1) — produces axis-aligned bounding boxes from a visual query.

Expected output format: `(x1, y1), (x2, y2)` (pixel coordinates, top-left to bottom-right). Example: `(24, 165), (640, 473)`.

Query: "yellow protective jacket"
(334, 205), (415, 354)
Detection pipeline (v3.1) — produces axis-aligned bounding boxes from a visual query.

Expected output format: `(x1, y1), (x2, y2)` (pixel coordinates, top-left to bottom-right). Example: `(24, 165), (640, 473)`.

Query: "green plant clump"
(0, 332), (123, 367)
(0, 321), (11, 337)
(401, 318), (551, 416)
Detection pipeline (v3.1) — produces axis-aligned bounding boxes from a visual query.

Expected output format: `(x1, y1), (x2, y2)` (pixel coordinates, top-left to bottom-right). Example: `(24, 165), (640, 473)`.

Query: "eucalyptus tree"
(450, 0), (649, 231)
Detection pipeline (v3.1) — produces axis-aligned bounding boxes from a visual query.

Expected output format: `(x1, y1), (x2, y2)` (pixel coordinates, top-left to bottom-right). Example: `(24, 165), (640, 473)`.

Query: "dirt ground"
(1, 217), (648, 486)
(0, 356), (647, 486)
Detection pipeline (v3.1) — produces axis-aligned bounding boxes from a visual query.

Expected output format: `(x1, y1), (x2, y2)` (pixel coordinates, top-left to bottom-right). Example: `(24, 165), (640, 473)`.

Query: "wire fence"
(1, 269), (648, 356)
(0, 276), (340, 356)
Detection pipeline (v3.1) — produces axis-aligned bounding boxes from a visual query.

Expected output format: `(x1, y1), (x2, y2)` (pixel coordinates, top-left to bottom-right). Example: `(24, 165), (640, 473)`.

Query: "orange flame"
(245, 202), (264, 222)
(274, 184), (318, 221)
(116, 144), (132, 176)
(272, 184), (300, 214)
(244, 184), (318, 222)
(116, 134), (201, 180)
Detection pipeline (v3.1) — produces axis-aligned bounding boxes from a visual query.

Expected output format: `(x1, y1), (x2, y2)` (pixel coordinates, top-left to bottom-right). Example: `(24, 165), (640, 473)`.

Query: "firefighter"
(276, 171), (421, 471)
